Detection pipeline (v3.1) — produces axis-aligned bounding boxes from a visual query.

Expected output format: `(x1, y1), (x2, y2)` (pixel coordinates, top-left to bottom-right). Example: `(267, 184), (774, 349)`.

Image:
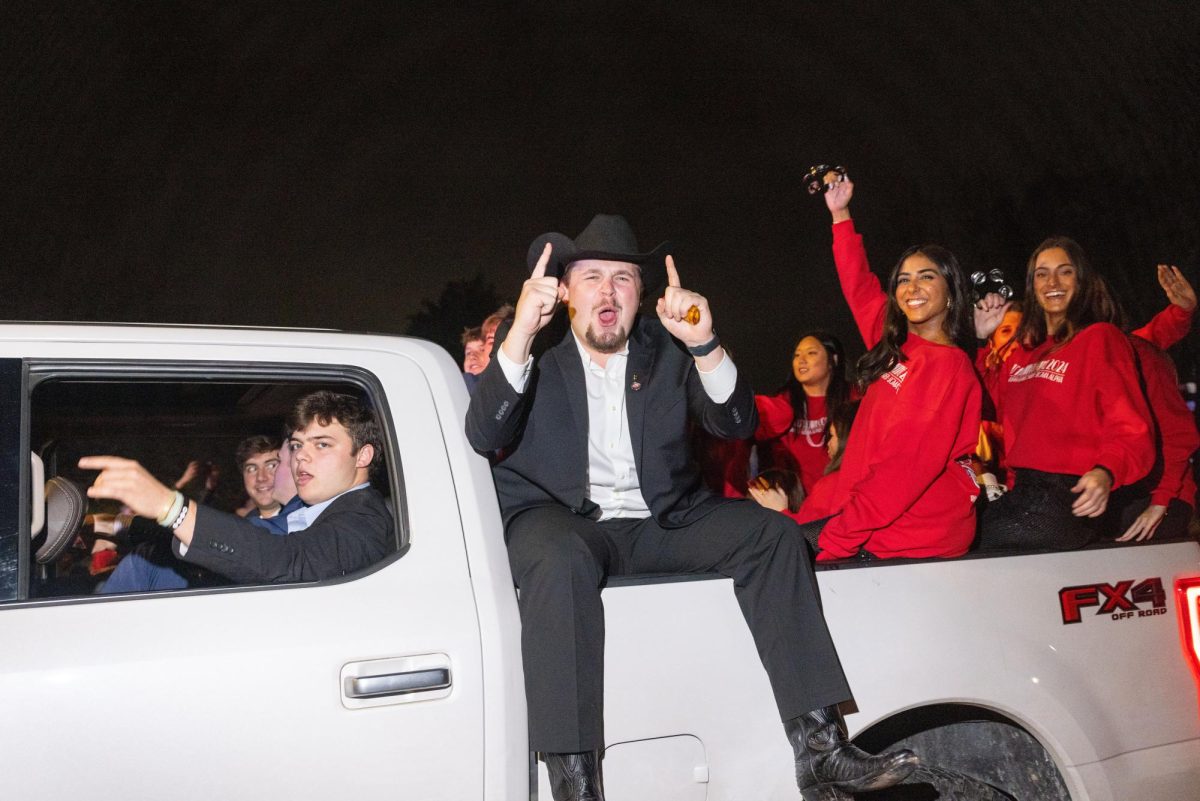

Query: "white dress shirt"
(498, 331), (738, 520)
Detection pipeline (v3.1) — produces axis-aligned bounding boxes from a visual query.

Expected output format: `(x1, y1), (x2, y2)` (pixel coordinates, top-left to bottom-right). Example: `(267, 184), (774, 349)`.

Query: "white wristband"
(156, 491), (185, 527)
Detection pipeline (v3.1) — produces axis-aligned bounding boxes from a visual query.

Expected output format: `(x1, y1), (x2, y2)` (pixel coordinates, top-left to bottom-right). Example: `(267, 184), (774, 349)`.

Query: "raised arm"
(659, 256), (757, 440)
(465, 243), (564, 453)
(824, 177), (887, 348)
(1132, 265), (1195, 350)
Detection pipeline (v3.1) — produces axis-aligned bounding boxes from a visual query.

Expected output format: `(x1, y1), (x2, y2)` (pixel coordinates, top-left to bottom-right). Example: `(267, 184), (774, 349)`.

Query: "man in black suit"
(81, 390), (392, 583)
(466, 215), (916, 801)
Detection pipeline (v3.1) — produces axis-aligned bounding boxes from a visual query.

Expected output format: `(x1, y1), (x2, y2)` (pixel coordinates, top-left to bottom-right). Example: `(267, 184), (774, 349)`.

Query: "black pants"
(506, 500), (851, 752)
(977, 469), (1101, 551)
(1105, 492), (1194, 541)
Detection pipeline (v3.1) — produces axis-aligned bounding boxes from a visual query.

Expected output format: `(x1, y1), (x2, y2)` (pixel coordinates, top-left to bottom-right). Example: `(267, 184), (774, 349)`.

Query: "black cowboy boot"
(787, 706), (919, 799)
(544, 751), (605, 801)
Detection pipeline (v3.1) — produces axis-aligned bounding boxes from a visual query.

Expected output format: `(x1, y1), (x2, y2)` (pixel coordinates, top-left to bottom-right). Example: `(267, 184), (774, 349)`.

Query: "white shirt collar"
(571, 332), (629, 372)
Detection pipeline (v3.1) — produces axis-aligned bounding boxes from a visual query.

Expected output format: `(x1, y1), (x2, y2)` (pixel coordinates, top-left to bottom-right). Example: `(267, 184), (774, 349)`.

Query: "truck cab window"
(25, 372), (401, 600)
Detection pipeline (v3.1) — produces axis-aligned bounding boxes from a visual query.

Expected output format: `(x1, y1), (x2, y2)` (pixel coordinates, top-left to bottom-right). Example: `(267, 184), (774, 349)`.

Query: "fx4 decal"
(1059, 578), (1167, 624)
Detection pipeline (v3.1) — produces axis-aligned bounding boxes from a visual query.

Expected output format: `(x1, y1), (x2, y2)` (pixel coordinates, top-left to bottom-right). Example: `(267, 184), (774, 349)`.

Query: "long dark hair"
(776, 330), (850, 433)
(1014, 236), (1113, 350)
(856, 244), (975, 389)
(825, 400), (861, 474)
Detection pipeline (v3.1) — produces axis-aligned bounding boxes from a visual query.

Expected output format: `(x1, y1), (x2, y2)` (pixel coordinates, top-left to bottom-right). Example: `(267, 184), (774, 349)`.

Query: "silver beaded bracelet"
(170, 499), (190, 530)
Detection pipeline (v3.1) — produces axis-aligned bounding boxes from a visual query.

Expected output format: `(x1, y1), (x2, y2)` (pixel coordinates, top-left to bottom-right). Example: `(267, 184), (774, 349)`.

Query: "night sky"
(4, 3), (1198, 389)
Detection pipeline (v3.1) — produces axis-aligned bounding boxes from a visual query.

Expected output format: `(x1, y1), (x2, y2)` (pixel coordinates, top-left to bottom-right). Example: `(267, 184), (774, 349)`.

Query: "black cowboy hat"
(526, 214), (672, 292)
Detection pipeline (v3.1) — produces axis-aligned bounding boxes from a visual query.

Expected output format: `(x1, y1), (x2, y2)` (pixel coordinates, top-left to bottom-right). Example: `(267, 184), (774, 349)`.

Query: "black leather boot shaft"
(787, 705), (919, 796)
(544, 751), (605, 801)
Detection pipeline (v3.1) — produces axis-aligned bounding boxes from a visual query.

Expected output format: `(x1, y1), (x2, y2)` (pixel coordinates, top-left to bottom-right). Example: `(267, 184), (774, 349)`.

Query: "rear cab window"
(18, 360), (407, 602)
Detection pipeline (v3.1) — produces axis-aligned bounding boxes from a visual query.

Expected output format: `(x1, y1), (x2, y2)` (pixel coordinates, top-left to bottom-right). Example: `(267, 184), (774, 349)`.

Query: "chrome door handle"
(344, 667), (451, 699)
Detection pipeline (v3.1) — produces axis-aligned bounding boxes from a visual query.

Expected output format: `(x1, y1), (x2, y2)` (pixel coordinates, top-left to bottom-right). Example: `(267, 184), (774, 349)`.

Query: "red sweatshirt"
(1132, 303), (1194, 351)
(1130, 337), (1199, 509)
(818, 220), (983, 560)
(755, 392), (830, 494)
(988, 323), (1154, 488)
(796, 469), (840, 524)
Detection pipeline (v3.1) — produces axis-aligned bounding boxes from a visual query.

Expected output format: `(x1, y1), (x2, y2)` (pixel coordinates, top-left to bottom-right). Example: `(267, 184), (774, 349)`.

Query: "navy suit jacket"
(466, 316), (757, 528)
(177, 487), (393, 583)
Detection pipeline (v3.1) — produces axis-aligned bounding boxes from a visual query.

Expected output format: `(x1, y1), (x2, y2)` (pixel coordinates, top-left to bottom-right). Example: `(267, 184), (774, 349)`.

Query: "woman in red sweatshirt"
(754, 331), (852, 494)
(806, 176), (982, 561)
(749, 400), (861, 529)
(976, 237), (1155, 550)
(1115, 265), (1197, 540)
(1112, 336), (1199, 541)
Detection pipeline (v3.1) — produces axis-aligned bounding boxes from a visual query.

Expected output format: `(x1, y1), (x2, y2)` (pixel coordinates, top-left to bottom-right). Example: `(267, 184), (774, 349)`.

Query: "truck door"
(0, 341), (485, 801)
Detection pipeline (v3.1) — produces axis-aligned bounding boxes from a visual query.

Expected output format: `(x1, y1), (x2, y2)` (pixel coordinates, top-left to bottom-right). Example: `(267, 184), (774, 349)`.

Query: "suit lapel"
(549, 332), (591, 475)
(625, 320), (657, 475)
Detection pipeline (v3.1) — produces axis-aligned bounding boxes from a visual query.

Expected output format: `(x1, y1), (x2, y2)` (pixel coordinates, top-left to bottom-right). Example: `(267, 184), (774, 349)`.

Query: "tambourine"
(971, 269), (1014, 303)
(804, 164), (847, 195)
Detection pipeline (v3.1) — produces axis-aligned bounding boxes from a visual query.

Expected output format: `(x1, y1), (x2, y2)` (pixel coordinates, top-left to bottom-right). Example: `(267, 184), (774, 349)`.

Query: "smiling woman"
(753, 331), (852, 495)
(792, 174), (983, 561)
(976, 237), (1157, 551)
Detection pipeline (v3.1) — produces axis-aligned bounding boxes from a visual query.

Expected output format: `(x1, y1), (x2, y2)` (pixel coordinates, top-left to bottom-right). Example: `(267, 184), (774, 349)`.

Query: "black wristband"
(687, 335), (721, 357)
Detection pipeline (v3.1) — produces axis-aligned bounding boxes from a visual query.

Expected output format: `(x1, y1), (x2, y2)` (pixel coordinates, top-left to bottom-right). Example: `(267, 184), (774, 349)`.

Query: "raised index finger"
(665, 255), (681, 288)
(78, 455), (133, 471)
(531, 242), (553, 280)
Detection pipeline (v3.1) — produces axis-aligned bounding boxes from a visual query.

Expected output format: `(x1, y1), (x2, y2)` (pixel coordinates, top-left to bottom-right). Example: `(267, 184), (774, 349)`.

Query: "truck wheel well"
(854, 702), (1017, 752)
(854, 703), (1072, 801)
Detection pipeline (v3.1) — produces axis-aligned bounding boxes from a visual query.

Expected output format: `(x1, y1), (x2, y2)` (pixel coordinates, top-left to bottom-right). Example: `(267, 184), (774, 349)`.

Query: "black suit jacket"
(176, 487), (393, 583)
(466, 316), (757, 527)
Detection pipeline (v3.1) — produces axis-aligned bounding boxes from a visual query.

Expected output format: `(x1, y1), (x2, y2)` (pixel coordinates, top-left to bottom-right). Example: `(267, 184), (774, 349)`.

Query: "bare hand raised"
(1157, 264), (1196, 312)
(79, 456), (176, 521)
(175, 460), (201, 489)
(503, 242), (565, 363)
(824, 175), (854, 222)
(973, 292), (1013, 340)
(656, 256), (715, 349)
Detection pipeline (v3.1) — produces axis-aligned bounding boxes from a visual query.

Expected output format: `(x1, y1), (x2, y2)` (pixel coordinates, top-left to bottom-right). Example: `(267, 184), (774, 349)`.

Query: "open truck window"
(22, 365), (403, 601)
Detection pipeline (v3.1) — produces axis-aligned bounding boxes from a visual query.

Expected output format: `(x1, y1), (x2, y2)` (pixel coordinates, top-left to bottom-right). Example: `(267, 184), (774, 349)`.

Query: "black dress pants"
(977, 468), (1101, 551)
(1104, 485), (1195, 541)
(506, 500), (851, 752)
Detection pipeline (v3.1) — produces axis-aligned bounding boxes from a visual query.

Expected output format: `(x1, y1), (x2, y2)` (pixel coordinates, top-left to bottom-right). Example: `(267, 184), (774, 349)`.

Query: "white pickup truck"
(1, 323), (1198, 801)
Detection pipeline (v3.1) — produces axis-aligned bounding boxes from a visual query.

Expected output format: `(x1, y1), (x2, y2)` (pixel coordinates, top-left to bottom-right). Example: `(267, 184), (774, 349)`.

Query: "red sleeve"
(817, 358), (981, 559)
(1090, 326), (1156, 488)
(797, 472), (839, 524)
(975, 344), (1004, 419)
(832, 219), (887, 348)
(976, 310), (1025, 420)
(1134, 340), (1200, 506)
(1132, 303), (1194, 351)
(754, 393), (794, 440)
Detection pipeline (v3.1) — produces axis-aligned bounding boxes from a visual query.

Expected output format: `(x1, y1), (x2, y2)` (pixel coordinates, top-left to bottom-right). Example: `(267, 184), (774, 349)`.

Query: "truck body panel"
(0, 324), (1195, 800)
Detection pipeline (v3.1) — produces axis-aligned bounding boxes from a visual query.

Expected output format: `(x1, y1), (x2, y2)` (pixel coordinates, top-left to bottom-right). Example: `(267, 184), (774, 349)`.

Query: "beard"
(584, 322), (630, 354)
